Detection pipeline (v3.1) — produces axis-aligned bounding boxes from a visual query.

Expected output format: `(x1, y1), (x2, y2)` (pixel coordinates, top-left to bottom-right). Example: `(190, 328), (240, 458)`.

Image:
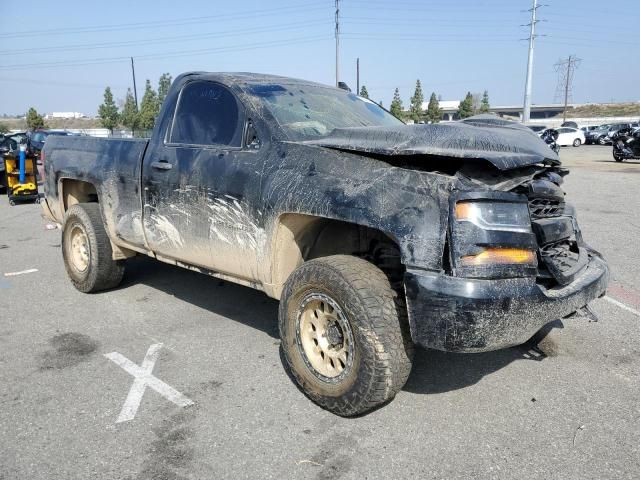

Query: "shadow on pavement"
(404, 320), (563, 394)
(118, 255), (563, 395)
(118, 255), (280, 339)
(594, 159), (640, 165)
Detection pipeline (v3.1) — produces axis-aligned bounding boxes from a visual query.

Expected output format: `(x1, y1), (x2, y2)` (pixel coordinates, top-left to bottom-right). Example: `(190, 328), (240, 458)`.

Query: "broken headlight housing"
(448, 191), (538, 279)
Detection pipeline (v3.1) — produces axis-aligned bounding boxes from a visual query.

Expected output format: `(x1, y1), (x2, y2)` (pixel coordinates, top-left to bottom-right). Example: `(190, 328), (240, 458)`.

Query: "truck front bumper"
(404, 253), (609, 352)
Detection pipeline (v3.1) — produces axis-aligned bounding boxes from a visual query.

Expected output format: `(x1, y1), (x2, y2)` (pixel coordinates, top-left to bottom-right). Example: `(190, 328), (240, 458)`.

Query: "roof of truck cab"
(177, 71), (335, 89)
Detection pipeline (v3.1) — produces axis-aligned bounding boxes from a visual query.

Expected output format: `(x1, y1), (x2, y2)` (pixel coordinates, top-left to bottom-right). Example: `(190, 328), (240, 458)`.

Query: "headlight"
(448, 195), (538, 279)
(455, 201), (531, 233)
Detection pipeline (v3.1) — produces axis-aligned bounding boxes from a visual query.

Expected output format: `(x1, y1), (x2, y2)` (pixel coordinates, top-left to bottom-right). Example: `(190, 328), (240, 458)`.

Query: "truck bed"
(43, 135), (149, 249)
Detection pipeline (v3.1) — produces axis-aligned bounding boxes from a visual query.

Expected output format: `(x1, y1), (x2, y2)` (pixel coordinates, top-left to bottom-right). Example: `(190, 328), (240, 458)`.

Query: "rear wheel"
(62, 203), (125, 293)
(613, 150), (623, 162)
(572, 138), (582, 147)
(597, 136), (607, 145)
(279, 255), (413, 416)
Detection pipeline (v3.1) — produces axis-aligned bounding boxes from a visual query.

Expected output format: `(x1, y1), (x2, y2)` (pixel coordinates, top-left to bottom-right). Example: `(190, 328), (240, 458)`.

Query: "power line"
(0, 20), (332, 55)
(0, 77), (129, 89)
(0, 35), (332, 71)
(0, 2), (329, 38)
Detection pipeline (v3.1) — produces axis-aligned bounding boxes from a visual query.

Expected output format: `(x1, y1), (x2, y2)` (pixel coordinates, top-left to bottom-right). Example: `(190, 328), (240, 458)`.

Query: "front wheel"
(62, 203), (125, 293)
(598, 136), (607, 145)
(279, 255), (413, 416)
(573, 138), (582, 147)
(613, 150), (623, 162)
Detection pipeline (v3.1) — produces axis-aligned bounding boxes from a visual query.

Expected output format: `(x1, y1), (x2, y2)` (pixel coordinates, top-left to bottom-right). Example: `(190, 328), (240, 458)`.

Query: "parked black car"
(527, 125), (548, 134)
(590, 123), (633, 145)
(29, 130), (74, 158)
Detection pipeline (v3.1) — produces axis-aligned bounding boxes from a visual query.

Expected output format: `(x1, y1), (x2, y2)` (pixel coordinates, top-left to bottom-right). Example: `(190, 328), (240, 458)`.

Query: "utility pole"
(130, 57), (139, 110)
(522, 0), (539, 124)
(335, 0), (340, 86)
(356, 58), (360, 94)
(562, 55), (572, 123)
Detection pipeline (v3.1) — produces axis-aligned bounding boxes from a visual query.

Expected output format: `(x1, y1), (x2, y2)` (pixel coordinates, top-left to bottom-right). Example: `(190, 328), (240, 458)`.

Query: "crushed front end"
(405, 164), (609, 352)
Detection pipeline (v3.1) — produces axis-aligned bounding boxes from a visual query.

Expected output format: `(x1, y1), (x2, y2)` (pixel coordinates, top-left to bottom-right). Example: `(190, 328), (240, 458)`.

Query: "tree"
(120, 88), (140, 135)
(479, 90), (490, 113)
(139, 79), (159, 130)
(359, 85), (369, 99)
(425, 92), (443, 123)
(409, 79), (424, 123)
(158, 73), (172, 106)
(98, 87), (119, 134)
(26, 107), (45, 130)
(390, 88), (404, 120)
(457, 92), (475, 119)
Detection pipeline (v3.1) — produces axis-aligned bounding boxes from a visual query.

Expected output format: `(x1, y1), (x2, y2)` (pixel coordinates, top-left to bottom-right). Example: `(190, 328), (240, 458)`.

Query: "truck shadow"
(119, 256), (280, 339)
(119, 256), (561, 395)
(404, 320), (562, 394)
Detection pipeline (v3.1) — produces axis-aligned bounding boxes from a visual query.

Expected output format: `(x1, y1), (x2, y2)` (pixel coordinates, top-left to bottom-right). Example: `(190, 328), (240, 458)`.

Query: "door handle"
(151, 161), (173, 171)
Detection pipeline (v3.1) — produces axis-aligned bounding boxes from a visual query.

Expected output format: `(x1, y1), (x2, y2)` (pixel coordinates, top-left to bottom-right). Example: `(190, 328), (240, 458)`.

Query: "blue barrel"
(19, 144), (26, 184)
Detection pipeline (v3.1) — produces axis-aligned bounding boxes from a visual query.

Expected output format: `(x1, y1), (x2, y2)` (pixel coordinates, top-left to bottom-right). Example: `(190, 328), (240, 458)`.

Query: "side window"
(169, 81), (242, 147)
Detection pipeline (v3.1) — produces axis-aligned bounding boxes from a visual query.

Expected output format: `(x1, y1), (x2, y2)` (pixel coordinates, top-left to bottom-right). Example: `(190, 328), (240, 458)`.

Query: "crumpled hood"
(300, 115), (560, 171)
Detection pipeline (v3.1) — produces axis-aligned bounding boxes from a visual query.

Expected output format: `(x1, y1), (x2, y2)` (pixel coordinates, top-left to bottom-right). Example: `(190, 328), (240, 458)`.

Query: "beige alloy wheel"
(69, 225), (90, 272)
(296, 293), (354, 383)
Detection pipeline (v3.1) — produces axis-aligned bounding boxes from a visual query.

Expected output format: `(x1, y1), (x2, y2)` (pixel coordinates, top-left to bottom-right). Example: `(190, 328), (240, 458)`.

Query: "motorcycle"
(611, 127), (640, 162)
(540, 128), (560, 154)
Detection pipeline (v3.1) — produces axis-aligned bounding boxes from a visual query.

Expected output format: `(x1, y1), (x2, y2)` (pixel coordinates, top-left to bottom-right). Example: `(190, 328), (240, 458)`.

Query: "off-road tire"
(279, 255), (413, 416)
(62, 203), (125, 293)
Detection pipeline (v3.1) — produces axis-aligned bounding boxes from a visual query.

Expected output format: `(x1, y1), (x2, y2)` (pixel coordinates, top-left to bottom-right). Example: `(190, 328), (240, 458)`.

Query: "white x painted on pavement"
(104, 343), (194, 423)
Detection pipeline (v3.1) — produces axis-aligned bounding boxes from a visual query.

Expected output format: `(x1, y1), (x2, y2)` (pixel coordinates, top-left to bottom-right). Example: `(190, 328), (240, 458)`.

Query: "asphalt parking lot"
(1, 145), (639, 479)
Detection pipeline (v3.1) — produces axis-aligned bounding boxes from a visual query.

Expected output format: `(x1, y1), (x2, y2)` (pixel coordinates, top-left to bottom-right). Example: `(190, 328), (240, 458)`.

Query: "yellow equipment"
(3, 155), (40, 206)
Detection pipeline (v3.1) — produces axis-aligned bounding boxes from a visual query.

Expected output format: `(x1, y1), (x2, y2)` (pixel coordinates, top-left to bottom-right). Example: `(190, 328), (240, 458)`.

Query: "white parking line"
(604, 296), (640, 317)
(104, 343), (194, 423)
(4, 268), (38, 277)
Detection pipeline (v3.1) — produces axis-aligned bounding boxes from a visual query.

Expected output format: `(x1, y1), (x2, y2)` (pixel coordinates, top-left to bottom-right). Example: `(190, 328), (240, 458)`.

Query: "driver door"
(142, 80), (263, 278)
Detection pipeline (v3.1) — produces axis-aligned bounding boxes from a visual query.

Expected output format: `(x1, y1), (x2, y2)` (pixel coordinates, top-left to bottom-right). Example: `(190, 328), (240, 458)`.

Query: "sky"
(0, 0), (638, 116)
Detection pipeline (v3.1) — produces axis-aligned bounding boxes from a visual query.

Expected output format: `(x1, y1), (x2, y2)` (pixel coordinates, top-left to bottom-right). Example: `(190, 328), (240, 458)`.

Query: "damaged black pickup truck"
(41, 72), (609, 416)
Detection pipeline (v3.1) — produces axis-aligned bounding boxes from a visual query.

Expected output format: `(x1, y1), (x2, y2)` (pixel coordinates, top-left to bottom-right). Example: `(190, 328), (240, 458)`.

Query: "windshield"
(246, 83), (402, 140)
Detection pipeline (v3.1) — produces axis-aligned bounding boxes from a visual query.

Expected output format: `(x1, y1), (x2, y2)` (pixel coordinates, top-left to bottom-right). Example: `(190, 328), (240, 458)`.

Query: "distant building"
(421, 100), (578, 122)
(46, 112), (87, 119)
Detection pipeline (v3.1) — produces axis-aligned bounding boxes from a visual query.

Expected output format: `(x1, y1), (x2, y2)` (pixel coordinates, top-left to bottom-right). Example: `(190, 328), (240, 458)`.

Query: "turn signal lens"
(461, 248), (536, 266)
(455, 202), (474, 221)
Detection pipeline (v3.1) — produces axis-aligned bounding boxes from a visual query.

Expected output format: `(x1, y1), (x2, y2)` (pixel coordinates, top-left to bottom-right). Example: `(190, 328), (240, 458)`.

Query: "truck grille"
(540, 240), (580, 275)
(528, 198), (565, 219)
(523, 179), (583, 285)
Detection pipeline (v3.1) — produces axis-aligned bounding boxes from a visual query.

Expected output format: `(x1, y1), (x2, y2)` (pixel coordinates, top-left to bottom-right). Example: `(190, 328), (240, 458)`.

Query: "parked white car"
(555, 127), (585, 147)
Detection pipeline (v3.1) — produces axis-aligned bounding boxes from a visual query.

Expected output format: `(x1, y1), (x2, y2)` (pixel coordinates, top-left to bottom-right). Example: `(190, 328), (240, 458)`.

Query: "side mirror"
(245, 120), (261, 150)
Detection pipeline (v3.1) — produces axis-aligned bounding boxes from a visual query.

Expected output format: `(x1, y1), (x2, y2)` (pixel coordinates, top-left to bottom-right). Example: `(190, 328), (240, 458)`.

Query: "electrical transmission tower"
(554, 55), (581, 122)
